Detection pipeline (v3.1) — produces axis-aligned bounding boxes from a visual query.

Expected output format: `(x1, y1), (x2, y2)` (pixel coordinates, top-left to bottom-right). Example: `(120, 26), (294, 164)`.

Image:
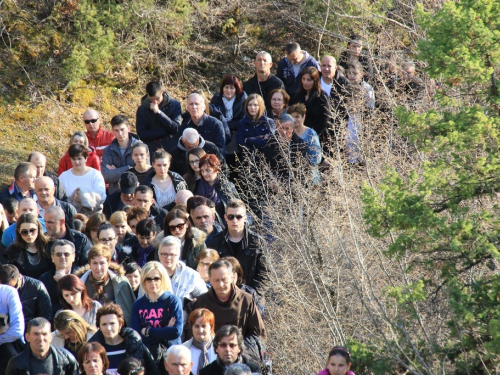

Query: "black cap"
(120, 172), (138, 194)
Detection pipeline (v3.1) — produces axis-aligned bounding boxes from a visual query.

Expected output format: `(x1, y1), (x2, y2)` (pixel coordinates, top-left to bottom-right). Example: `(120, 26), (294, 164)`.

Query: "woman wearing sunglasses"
(52, 309), (97, 358)
(163, 208), (206, 270)
(130, 261), (183, 368)
(4, 213), (51, 278)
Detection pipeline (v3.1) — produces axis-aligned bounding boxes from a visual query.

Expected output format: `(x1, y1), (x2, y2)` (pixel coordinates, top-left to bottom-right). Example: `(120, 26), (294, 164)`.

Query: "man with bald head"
(44, 206), (90, 266)
(83, 108), (115, 160)
(1, 198), (46, 249)
(27, 152), (67, 202)
(170, 127), (225, 175)
(243, 51), (285, 114)
(0, 162), (37, 205)
(179, 93), (226, 155)
(35, 177), (76, 221)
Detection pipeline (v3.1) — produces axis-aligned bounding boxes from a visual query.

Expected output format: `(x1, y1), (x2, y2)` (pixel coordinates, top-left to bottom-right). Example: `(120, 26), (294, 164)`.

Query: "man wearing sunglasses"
(199, 325), (260, 375)
(208, 199), (269, 303)
(83, 109), (115, 161)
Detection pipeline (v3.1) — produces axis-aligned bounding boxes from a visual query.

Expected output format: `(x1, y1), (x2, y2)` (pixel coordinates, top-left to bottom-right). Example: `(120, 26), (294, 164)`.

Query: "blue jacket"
(179, 114), (226, 156)
(276, 50), (321, 95)
(237, 115), (275, 152)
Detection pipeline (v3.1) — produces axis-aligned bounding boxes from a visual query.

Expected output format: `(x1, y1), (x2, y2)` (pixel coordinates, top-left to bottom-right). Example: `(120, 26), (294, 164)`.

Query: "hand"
(53, 269), (68, 282)
(0, 322), (10, 335)
(106, 164), (117, 170)
(167, 317), (176, 327)
(150, 102), (160, 114)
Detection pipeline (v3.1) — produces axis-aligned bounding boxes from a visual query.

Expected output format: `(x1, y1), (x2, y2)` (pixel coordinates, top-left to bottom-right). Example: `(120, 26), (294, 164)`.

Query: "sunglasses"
(227, 214), (244, 221)
(145, 277), (161, 282)
(218, 342), (239, 349)
(83, 118), (99, 124)
(169, 222), (186, 231)
(54, 252), (74, 258)
(20, 228), (37, 236)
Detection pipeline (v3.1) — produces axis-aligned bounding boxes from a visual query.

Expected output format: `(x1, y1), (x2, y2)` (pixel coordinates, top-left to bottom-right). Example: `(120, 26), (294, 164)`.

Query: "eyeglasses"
(189, 160), (200, 165)
(130, 367), (145, 375)
(20, 228), (37, 236)
(84, 118), (99, 124)
(227, 214), (244, 221)
(54, 252), (74, 258)
(159, 252), (178, 258)
(99, 237), (116, 244)
(145, 277), (161, 283)
(169, 222), (186, 231)
(218, 342), (239, 349)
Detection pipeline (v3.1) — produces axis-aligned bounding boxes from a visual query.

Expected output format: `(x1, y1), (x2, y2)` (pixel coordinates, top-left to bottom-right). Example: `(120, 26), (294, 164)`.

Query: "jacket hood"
(141, 91), (173, 110)
(177, 135), (206, 152)
(74, 261), (125, 278)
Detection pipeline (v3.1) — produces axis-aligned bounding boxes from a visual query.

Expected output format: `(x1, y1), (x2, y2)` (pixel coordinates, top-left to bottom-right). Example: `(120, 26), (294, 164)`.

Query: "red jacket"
(58, 147), (101, 176)
(86, 127), (115, 159)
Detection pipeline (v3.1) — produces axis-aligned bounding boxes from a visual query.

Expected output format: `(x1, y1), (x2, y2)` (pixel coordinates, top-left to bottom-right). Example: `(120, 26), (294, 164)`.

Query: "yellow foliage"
(71, 88), (96, 107)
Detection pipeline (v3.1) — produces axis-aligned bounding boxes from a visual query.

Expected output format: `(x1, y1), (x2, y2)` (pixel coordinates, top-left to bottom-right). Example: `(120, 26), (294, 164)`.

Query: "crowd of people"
(0, 36), (426, 375)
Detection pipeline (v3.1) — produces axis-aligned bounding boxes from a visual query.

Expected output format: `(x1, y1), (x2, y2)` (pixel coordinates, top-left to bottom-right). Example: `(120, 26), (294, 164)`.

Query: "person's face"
(35, 179), (55, 204)
(197, 256), (214, 282)
(188, 154), (201, 173)
(138, 231), (156, 248)
(31, 156), (46, 177)
(148, 91), (164, 105)
(271, 92), (285, 111)
(254, 53), (272, 75)
(165, 353), (193, 375)
(168, 218), (188, 239)
(348, 41), (363, 57)
(347, 68), (363, 84)
(200, 164), (218, 184)
(70, 155), (87, 171)
(61, 328), (78, 343)
(82, 351), (104, 375)
(192, 205), (214, 232)
(62, 289), (82, 308)
(132, 146), (149, 166)
(128, 219), (139, 235)
(287, 50), (302, 65)
(290, 112), (305, 129)
(83, 112), (101, 134)
(51, 245), (75, 270)
(20, 170), (36, 190)
(187, 95), (206, 120)
(225, 207), (247, 233)
(216, 333), (241, 365)
(112, 124), (130, 143)
(72, 135), (86, 146)
(223, 84), (236, 100)
(192, 316), (212, 342)
(326, 354), (351, 375)
(158, 245), (180, 271)
(145, 269), (163, 296)
(90, 255), (109, 281)
(210, 266), (233, 299)
(44, 212), (64, 237)
(99, 314), (121, 341)
(126, 270), (141, 291)
(113, 222), (129, 241)
(120, 191), (134, 204)
(154, 158), (170, 178)
(301, 74), (315, 92)
(402, 67), (415, 79)
(6, 209), (18, 224)
(19, 201), (37, 215)
(277, 121), (294, 139)
(134, 192), (154, 211)
(247, 99), (260, 118)
(19, 222), (38, 245)
(98, 228), (118, 250)
(321, 57), (337, 80)
(25, 324), (52, 356)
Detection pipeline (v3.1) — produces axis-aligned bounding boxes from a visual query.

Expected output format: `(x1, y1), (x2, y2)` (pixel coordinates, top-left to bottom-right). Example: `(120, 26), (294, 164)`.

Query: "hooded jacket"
(5, 345), (79, 375)
(276, 50), (321, 95)
(170, 135), (225, 176)
(136, 91), (182, 152)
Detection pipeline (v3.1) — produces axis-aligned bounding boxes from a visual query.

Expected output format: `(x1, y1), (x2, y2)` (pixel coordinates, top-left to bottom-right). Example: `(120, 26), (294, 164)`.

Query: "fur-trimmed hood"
(74, 261), (125, 280)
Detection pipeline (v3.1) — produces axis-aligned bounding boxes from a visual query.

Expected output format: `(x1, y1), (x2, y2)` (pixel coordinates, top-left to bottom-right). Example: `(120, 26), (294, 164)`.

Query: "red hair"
(189, 308), (216, 335)
(57, 274), (93, 311)
(199, 154), (221, 173)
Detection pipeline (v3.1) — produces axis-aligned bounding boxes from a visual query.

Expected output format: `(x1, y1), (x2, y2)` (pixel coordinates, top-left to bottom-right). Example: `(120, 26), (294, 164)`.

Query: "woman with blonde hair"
(130, 261), (183, 364)
(58, 130), (100, 176)
(52, 309), (97, 358)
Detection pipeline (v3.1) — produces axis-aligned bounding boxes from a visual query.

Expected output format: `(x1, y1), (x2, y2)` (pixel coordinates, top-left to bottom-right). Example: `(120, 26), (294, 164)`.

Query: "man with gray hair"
(243, 51), (285, 114)
(276, 42), (320, 95)
(170, 127), (225, 175)
(28, 152), (67, 201)
(34, 176), (76, 221)
(0, 162), (37, 205)
(164, 344), (193, 375)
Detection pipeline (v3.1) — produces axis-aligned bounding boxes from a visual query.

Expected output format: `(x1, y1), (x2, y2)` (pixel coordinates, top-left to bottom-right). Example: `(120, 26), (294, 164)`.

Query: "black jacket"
(179, 114), (226, 155)
(18, 275), (53, 327)
(328, 69), (350, 122)
(199, 355), (260, 375)
(170, 136), (225, 176)
(243, 74), (285, 115)
(141, 171), (188, 211)
(136, 91), (182, 152)
(102, 189), (127, 219)
(194, 177), (240, 221)
(263, 133), (309, 182)
(47, 224), (91, 267)
(290, 90), (331, 137)
(89, 327), (160, 375)
(208, 226), (269, 298)
(39, 267), (72, 317)
(210, 93), (248, 131)
(6, 345), (79, 375)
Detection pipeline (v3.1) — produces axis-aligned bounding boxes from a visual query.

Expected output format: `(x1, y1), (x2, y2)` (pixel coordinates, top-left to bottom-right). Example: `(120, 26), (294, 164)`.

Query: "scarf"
(191, 336), (213, 374)
(222, 96), (236, 121)
(89, 272), (110, 304)
(137, 245), (155, 267)
(196, 177), (221, 205)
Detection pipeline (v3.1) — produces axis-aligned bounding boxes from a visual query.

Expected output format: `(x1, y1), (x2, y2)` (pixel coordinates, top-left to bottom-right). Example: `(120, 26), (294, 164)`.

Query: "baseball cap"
(120, 172), (138, 194)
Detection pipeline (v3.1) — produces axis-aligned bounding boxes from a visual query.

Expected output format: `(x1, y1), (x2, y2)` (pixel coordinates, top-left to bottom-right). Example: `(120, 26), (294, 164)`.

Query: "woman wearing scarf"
(183, 309), (217, 375)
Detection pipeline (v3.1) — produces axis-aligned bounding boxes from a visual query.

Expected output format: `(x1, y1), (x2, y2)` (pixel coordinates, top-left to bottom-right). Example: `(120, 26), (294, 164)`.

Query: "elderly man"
(243, 51), (285, 115)
(28, 152), (67, 201)
(179, 93), (226, 156)
(171, 127), (225, 175)
(0, 162), (37, 205)
(191, 201), (223, 245)
(0, 265), (52, 330)
(136, 80), (182, 152)
(164, 345), (194, 375)
(1, 198), (46, 248)
(83, 108), (115, 160)
(199, 326), (260, 375)
(6, 317), (78, 375)
(156, 236), (207, 301)
(276, 42), (320, 95)
(193, 260), (265, 340)
(39, 240), (76, 316)
(44, 206), (91, 267)
(35, 176), (76, 221)
(102, 171), (139, 218)
(0, 284), (24, 374)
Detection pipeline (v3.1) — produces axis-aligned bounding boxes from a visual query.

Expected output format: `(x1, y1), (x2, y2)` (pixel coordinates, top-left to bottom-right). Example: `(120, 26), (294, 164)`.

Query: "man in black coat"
(102, 172), (139, 218)
(133, 185), (167, 230)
